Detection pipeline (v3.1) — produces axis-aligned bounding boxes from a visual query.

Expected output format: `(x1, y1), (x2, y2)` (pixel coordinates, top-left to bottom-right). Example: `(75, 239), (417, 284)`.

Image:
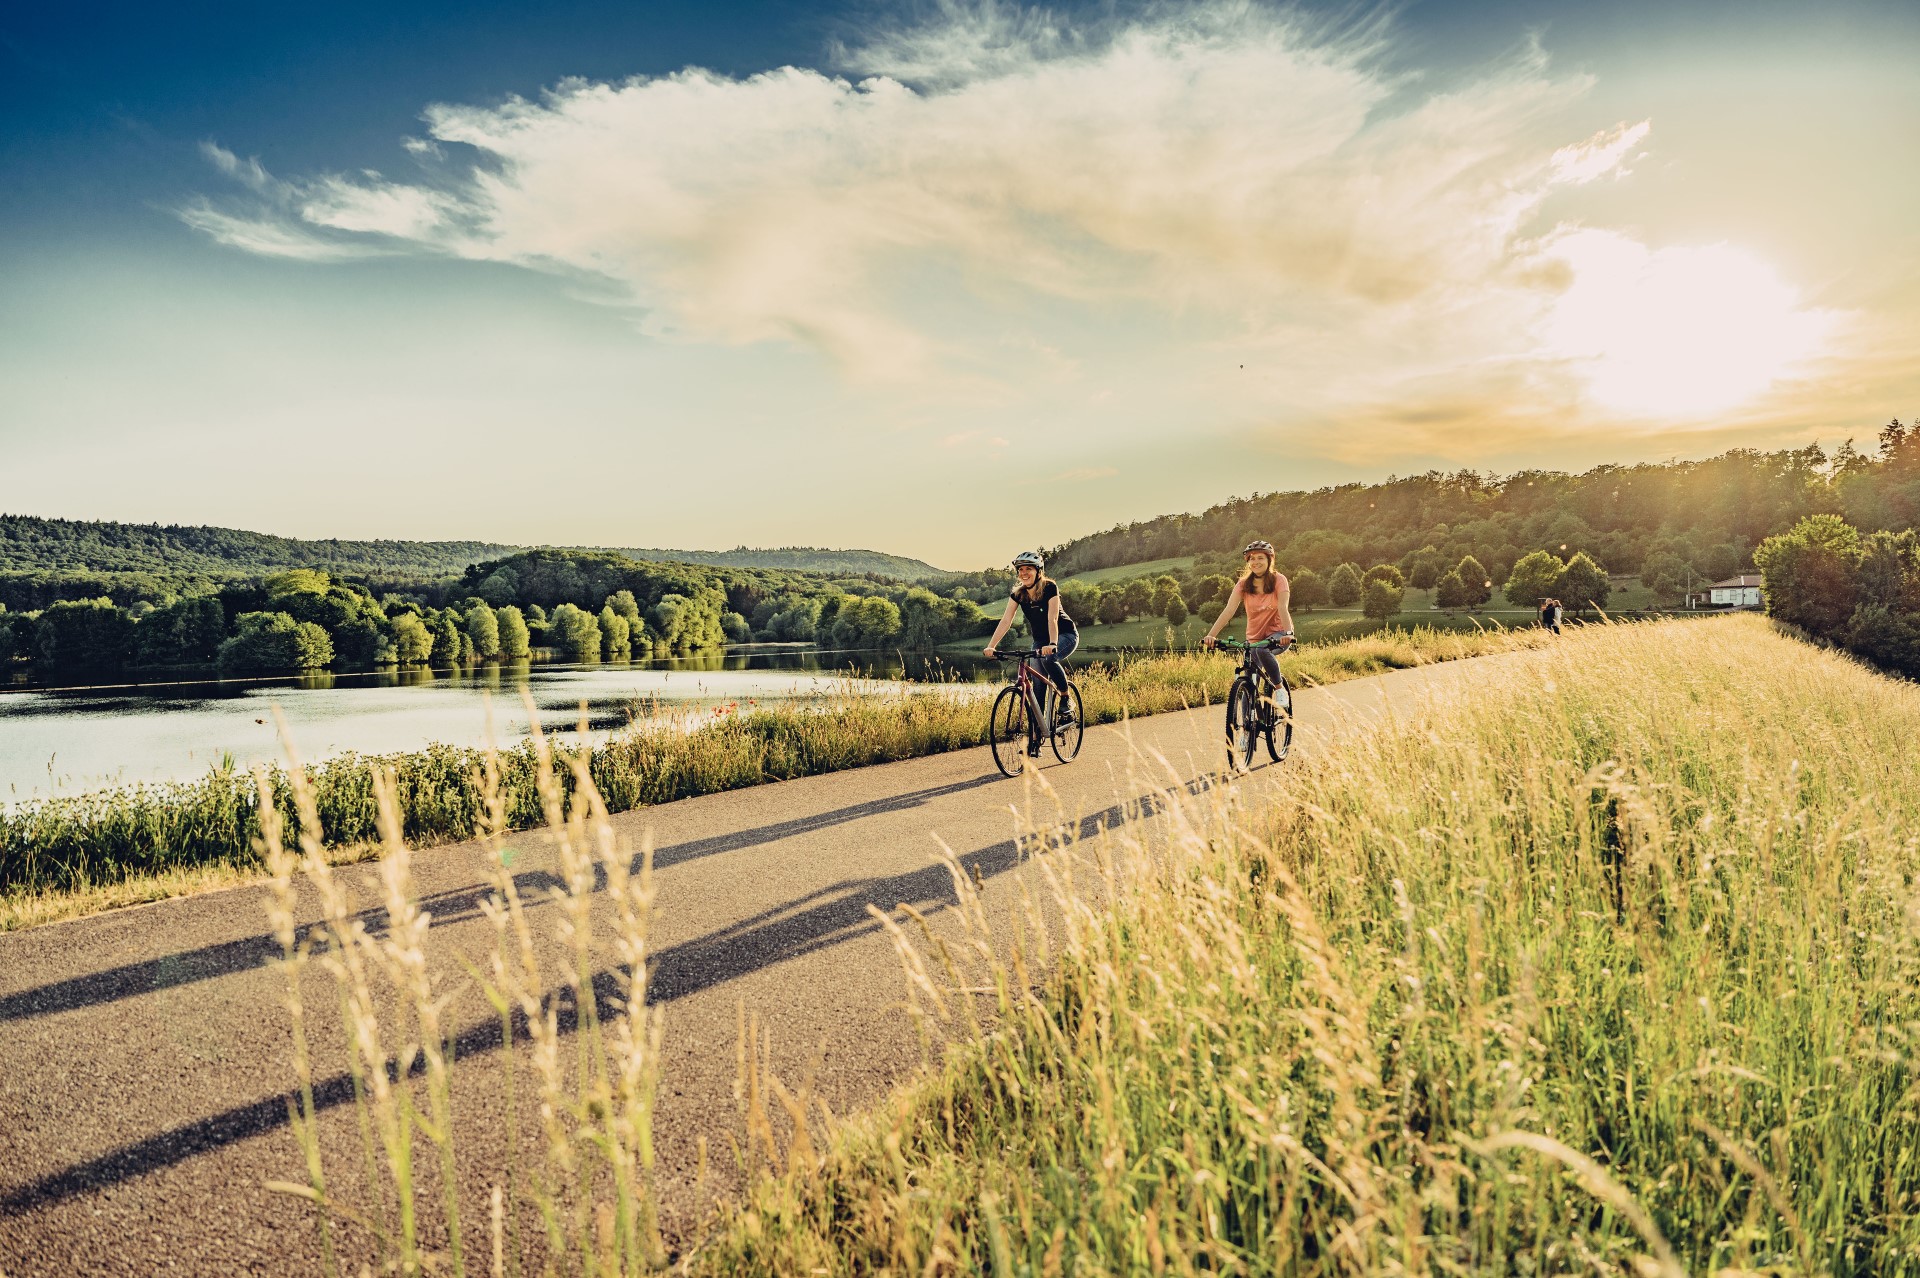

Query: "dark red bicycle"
(985, 648), (1084, 776)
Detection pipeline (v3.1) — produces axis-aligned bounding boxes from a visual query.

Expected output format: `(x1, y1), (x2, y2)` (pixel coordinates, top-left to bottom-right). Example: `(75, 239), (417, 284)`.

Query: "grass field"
(692, 614), (1920, 1275)
(0, 625), (1550, 930)
(1061, 555), (1197, 585)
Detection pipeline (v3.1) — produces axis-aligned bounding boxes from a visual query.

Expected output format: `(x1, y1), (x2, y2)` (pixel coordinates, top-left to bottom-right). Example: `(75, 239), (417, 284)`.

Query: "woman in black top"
(984, 551), (1079, 748)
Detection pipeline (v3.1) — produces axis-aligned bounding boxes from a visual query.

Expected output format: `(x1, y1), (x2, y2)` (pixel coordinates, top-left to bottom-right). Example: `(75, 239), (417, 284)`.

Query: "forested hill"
(0, 516), (524, 578)
(609, 546), (942, 577)
(0, 515), (941, 583)
(1045, 427), (1920, 589)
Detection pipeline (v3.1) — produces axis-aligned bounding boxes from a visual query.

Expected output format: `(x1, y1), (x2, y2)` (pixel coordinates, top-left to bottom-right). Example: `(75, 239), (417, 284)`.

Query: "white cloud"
(180, 1), (1834, 431)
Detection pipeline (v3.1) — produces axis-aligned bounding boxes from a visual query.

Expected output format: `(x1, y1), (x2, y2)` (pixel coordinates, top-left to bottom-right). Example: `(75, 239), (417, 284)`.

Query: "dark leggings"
(1247, 645), (1282, 690)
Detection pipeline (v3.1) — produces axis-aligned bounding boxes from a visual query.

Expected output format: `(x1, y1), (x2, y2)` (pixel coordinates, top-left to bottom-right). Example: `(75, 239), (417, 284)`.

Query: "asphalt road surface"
(0, 657), (1507, 1275)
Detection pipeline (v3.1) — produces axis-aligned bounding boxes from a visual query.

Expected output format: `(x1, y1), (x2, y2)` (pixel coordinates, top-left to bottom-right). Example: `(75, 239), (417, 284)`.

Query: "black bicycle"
(985, 648), (1084, 776)
(1214, 635), (1293, 769)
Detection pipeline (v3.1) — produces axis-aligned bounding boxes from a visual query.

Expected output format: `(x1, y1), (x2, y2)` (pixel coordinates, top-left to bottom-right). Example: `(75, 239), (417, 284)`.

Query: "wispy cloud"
(179, 1), (1836, 432)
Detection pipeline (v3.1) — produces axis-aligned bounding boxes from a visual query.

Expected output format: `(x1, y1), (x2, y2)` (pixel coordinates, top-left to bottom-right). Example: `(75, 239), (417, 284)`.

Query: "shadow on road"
(0, 772), (1218, 1215)
(0, 773), (1007, 1027)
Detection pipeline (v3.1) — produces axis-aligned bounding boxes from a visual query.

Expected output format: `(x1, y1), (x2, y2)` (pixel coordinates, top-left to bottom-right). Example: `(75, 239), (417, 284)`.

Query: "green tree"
(496, 605), (531, 659)
(1288, 569), (1328, 611)
(1150, 575), (1182, 617)
(1187, 575), (1233, 611)
(464, 601), (502, 659)
(1453, 555), (1493, 608)
(1434, 570), (1469, 610)
(1503, 551), (1567, 609)
(391, 613), (435, 664)
(1640, 551), (1692, 602)
(1559, 552), (1611, 612)
(1754, 515), (1863, 637)
(1327, 563), (1364, 608)
(550, 603), (603, 661)
(1163, 593), (1189, 627)
(721, 611), (752, 644)
(1121, 580), (1152, 616)
(1399, 546), (1445, 590)
(217, 612), (333, 672)
(34, 598), (136, 670)
(431, 612), (462, 665)
(599, 606), (632, 659)
(1362, 564), (1405, 590)
(1362, 578), (1405, 620)
(1096, 591), (1128, 625)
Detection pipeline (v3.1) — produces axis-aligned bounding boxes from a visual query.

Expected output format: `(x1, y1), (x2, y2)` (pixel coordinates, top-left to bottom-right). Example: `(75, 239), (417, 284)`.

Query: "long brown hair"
(1013, 569), (1055, 603)
(1239, 551), (1280, 595)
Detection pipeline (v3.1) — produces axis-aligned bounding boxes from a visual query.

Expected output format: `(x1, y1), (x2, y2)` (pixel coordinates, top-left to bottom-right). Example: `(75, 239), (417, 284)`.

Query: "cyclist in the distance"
(1201, 540), (1295, 689)
(984, 550), (1079, 755)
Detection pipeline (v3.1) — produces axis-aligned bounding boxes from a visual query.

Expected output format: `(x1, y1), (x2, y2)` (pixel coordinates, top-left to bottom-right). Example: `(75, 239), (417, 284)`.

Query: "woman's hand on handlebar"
(1201, 633), (1218, 650)
(983, 646), (997, 659)
(1040, 643), (1056, 656)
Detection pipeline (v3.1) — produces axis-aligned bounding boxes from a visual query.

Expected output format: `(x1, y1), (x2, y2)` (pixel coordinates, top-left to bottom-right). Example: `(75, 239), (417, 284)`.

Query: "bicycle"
(985, 648), (1084, 777)
(1213, 635), (1293, 769)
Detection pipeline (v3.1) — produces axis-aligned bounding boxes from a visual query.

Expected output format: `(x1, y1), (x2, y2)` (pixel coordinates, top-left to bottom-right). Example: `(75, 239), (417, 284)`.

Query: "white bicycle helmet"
(1011, 550), (1045, 570)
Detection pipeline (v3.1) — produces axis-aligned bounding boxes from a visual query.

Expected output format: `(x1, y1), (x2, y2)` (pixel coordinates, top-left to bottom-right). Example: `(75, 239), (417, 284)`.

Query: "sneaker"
(1026, 745), (1043, 757)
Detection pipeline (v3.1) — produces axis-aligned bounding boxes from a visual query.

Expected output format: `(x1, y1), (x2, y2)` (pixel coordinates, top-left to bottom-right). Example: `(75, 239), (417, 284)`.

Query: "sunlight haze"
(2, 0), (1914, 566)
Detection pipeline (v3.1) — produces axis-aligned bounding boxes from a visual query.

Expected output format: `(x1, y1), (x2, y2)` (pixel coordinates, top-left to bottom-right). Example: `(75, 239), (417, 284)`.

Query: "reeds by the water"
(2, 627), (1546, 925)
(692, 614), (1920, 1275)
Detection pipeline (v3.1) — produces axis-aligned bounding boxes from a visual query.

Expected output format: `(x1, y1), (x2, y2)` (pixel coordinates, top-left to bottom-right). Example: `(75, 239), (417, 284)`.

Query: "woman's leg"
(1040, 631), (1077, 696)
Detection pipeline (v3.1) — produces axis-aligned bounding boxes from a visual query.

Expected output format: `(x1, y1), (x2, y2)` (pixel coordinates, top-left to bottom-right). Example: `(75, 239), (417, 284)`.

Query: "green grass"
(1, 626), (1550, 929)
(1061, 555), (1196, 586)
(692, 615), (1920, 1275)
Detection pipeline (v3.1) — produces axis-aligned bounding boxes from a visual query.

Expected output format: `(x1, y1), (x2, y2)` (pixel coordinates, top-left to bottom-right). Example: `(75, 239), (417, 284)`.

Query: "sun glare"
(1541, 229), (1832, 418)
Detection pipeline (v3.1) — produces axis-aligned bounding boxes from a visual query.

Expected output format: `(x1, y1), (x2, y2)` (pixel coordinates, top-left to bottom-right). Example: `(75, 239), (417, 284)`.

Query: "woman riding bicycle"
(1201, 540), (1294, 689)
(984, 551), (1079, 755)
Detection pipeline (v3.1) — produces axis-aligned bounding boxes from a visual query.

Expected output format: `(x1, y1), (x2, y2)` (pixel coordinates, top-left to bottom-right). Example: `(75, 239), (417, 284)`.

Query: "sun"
(1540, 229), (1833, 418)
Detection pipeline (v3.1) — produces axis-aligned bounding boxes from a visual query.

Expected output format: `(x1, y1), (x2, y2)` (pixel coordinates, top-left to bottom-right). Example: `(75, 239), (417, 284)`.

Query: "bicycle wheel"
(1263, 673), (1293, 763)
(988, 685), (1031, 777)
(1049, 681), (1084, 763)
(1225, 678), (1260, 770)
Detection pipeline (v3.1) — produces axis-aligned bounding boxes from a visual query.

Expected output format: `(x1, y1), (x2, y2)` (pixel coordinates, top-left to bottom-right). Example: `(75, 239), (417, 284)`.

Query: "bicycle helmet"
(1011, 550), (1045, 570)
(1242, 540), (1276, 558)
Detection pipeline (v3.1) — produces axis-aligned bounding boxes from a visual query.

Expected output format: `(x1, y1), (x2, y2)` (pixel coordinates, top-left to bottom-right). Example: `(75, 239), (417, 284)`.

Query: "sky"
(2, 1), (1916, 569)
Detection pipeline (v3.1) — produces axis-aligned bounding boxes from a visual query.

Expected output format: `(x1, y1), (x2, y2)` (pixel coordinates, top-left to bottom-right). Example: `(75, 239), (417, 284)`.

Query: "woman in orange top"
(1201, 540), (1294, 690)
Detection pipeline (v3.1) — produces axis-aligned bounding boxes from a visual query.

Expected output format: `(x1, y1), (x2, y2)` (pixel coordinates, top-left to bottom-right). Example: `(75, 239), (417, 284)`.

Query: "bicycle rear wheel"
(1049, 682), (1084, 763)
(988, 685), (1031, 777)
(1263, 673), (1293, 763)
(1226, 678), (1260, 770)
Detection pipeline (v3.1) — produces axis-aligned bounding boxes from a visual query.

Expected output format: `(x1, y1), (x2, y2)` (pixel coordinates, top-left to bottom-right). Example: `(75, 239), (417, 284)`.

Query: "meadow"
(0, 624), (1549, 929)
(688, 614), (1920, 1275)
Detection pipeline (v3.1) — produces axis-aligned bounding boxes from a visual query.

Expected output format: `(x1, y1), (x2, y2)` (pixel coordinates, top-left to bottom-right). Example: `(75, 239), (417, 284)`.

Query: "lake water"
(0, 650), (997, 803)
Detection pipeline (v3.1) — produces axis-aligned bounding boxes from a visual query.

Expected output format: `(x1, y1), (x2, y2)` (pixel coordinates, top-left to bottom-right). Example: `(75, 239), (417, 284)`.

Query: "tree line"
(1044, 424), (1920, 604)
(1755, 513), (1920, 679)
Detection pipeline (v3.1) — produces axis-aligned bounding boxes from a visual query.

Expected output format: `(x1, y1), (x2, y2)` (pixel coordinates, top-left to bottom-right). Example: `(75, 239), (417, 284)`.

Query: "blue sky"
(4, 1), (1916, 567)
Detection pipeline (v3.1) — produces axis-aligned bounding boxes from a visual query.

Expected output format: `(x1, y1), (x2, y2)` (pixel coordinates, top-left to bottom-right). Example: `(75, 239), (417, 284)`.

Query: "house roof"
(1706, 575), (1763, 589)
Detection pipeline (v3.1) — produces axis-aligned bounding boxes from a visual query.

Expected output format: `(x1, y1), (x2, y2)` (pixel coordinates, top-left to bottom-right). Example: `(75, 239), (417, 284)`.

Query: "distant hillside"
(0, 515), (943, 610)
(0, 515), (522, 578)
(608, 545), (943, 578)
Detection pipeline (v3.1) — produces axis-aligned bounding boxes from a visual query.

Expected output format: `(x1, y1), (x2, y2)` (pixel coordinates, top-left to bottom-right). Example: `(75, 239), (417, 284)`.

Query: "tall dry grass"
(3, 625), (1551, 927)
(692, 615), (1920, 1275)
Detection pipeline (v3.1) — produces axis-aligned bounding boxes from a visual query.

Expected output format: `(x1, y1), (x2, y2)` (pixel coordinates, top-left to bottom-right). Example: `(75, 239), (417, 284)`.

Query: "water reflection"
(0, 649), (998, 802)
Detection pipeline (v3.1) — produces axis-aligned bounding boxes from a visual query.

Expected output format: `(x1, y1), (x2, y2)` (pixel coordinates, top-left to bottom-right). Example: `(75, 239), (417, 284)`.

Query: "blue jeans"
(1033, 629), (1078, 697)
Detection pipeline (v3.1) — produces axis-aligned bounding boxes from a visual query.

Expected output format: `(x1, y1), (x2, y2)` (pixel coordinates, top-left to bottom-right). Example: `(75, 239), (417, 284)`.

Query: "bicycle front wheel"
(988, 685), (1031, 777)
(1050, 682), (1084, 763)
(1226, 678), (1260, 770)
(1264, 673), (1293, 763)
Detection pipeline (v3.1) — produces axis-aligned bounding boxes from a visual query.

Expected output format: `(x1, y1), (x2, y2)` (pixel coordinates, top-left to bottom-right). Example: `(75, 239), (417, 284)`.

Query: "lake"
(0, 649), (998, 802)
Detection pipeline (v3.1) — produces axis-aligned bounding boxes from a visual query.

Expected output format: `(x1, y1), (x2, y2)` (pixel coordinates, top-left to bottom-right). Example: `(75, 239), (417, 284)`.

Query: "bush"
(217, 612), (333, 672)
(1361, 578), (1405, 620)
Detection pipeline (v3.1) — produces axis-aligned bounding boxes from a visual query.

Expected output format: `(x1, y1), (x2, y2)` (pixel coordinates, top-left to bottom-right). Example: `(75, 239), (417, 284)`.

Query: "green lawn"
(1061, 555), (1196, 585)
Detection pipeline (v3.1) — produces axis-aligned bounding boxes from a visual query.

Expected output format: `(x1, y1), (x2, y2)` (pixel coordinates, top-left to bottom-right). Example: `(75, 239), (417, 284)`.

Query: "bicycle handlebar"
(1211, 634), (1294, 651)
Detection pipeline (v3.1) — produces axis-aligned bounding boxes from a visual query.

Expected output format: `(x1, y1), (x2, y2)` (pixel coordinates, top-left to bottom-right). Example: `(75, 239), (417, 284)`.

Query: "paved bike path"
(0, 656), (1511, 1275)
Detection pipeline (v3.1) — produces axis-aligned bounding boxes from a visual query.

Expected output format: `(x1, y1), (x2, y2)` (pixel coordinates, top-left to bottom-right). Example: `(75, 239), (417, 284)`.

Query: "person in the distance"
(983, 550), (1079, 756)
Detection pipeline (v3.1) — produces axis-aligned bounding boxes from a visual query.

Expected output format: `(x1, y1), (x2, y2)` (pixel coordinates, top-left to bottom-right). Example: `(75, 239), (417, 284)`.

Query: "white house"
(1697, 574), (1763, 609)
